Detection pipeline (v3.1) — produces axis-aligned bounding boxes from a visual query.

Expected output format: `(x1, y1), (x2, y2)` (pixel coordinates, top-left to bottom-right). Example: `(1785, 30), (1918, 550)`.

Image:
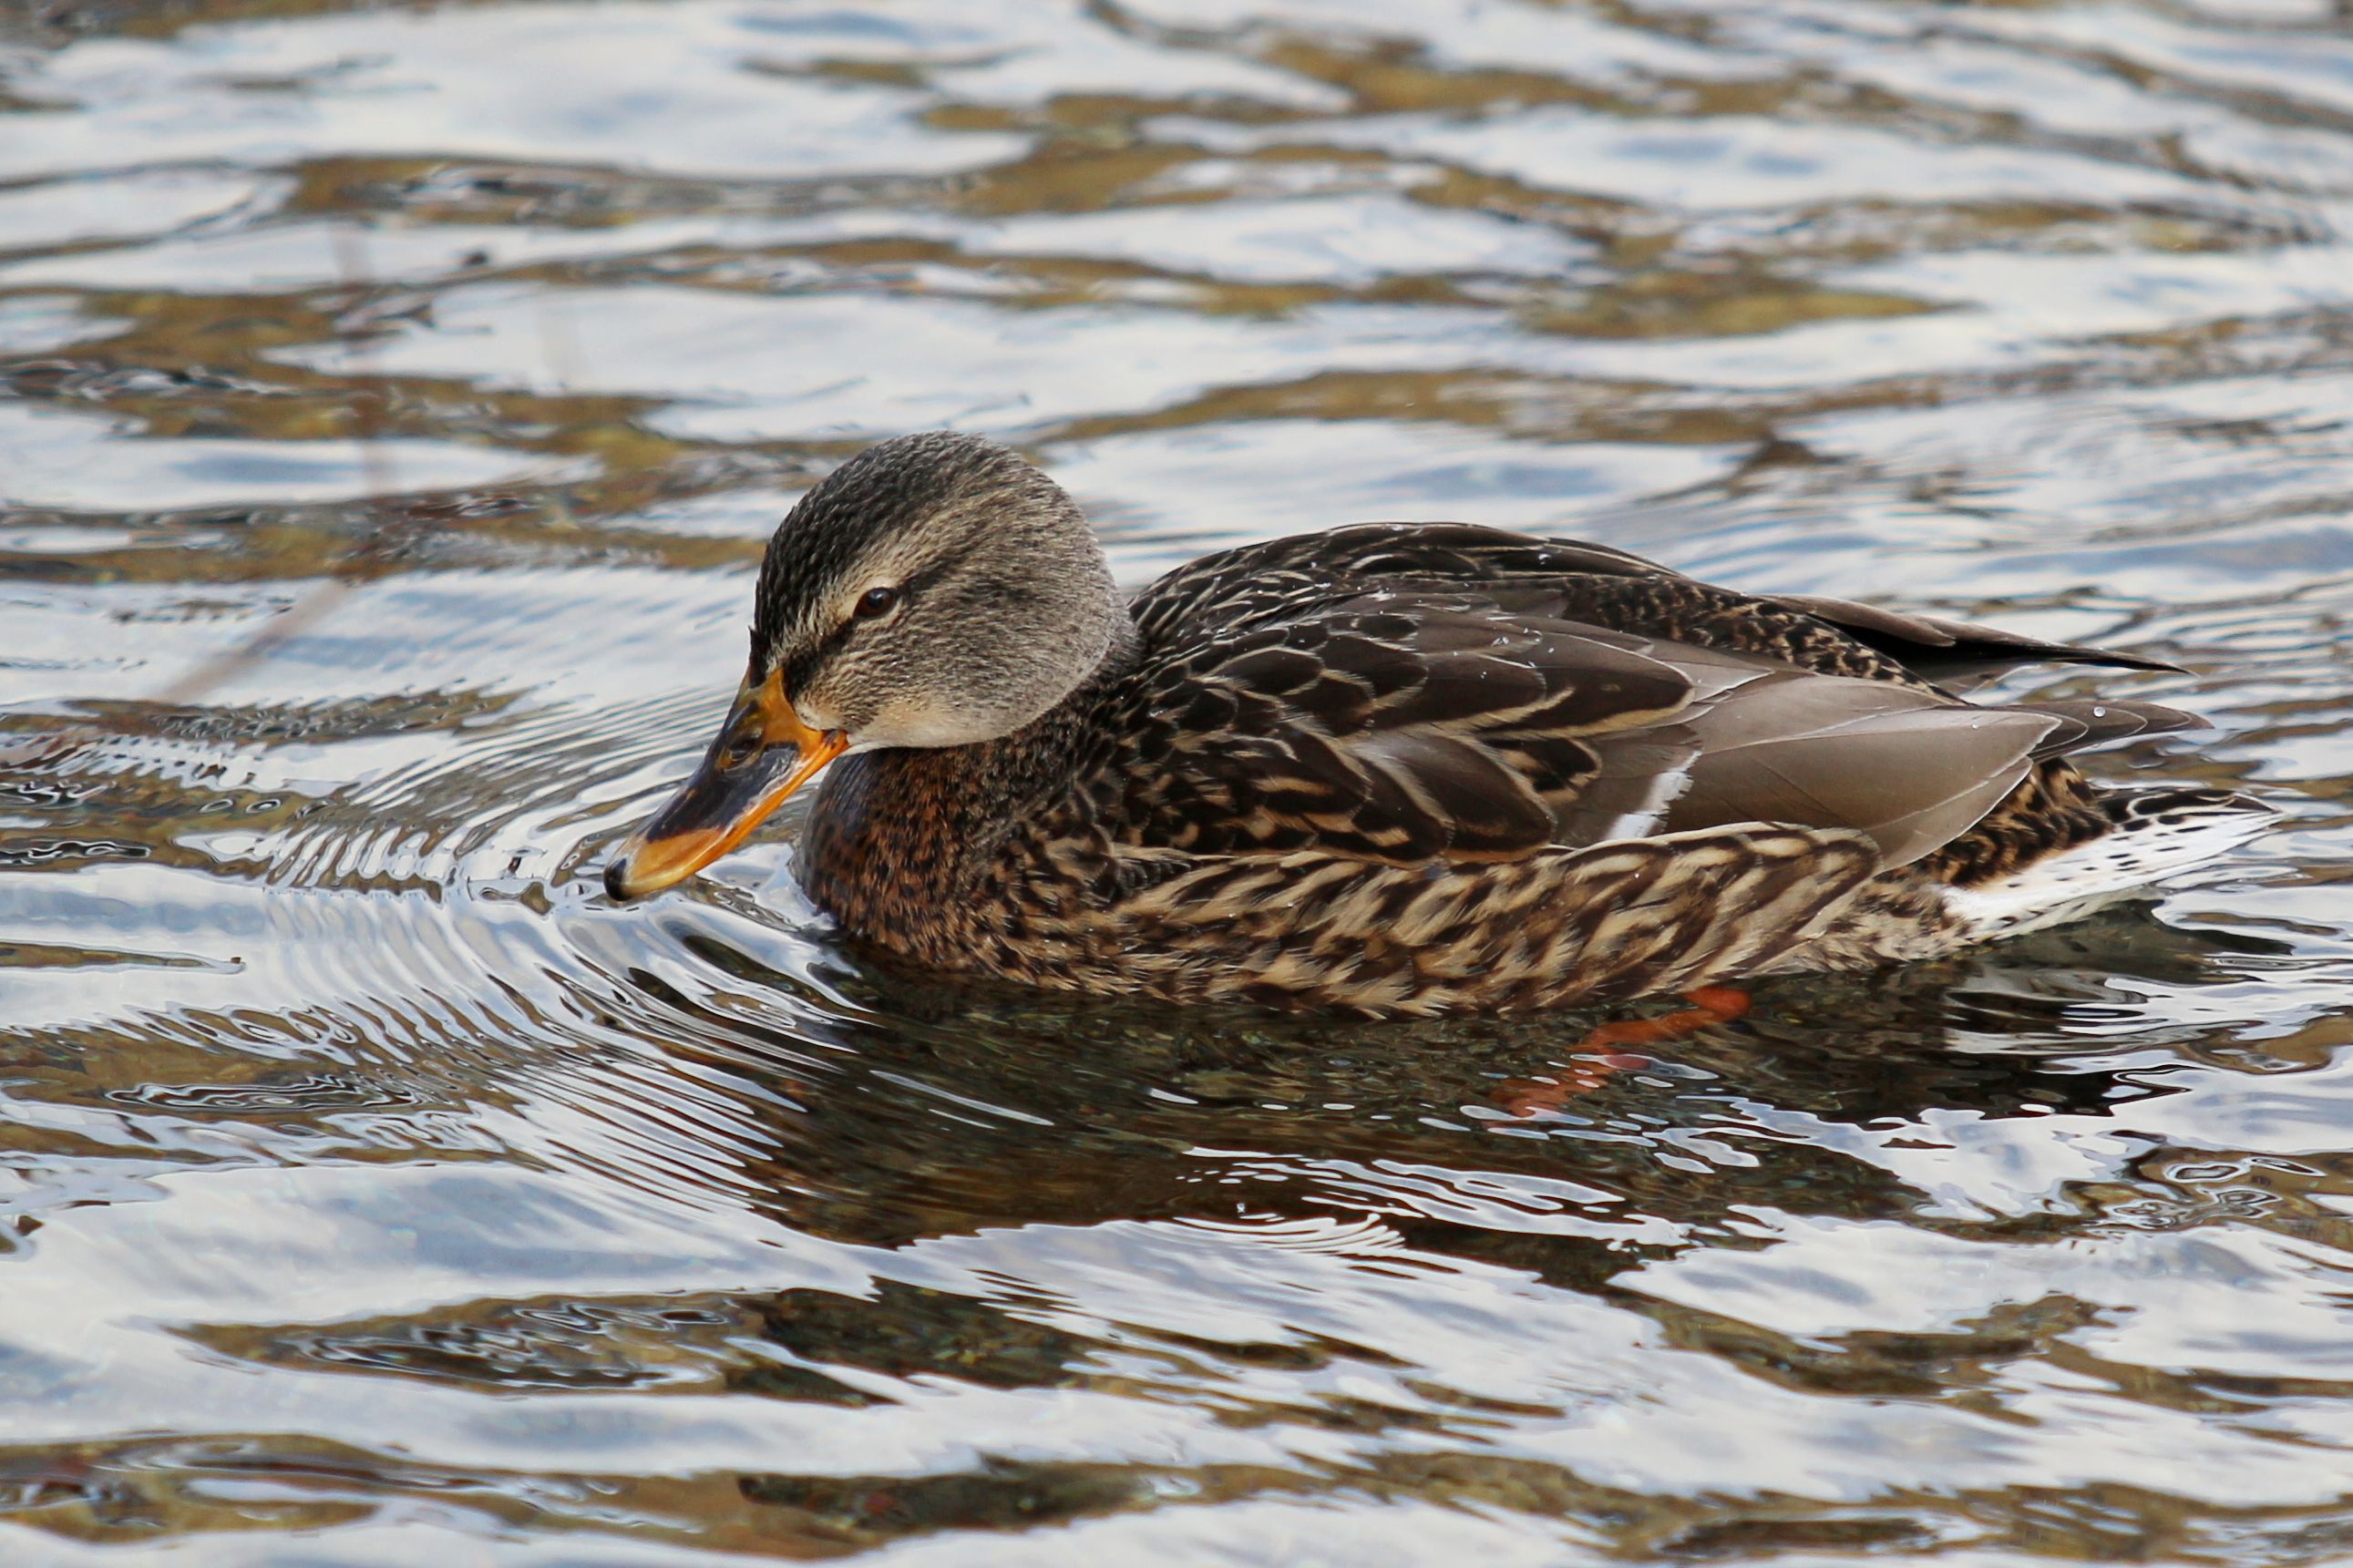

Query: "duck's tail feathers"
(1940, 787), (2273, 941)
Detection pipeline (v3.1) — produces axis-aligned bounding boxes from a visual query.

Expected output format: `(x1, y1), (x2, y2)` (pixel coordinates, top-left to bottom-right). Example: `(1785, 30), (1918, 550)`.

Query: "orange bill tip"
(604, 672), (848, 901)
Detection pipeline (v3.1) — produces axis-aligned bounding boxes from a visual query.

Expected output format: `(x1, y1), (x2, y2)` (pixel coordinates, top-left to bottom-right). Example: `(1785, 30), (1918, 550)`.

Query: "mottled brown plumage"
(608, 432), (2269, 1017)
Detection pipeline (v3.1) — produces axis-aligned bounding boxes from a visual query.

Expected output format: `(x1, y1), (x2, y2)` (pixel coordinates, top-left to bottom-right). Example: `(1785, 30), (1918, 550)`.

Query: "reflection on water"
(3, 0), (2352, 1560)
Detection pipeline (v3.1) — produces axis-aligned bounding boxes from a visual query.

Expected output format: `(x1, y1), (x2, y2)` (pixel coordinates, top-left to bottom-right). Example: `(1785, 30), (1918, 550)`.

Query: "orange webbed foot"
(1496, 985), (1752, 1119)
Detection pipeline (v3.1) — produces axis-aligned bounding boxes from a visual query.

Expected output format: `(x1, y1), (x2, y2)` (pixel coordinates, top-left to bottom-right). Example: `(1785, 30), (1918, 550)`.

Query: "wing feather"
(1107, 524), (2192, 873)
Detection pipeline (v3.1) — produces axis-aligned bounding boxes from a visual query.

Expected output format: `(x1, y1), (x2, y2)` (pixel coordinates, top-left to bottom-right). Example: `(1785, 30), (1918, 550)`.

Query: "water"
(1, 0), (2350, 1560)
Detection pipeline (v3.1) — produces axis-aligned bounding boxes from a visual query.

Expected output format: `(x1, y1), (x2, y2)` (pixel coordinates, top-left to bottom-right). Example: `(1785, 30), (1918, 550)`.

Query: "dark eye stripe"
(786, 561), (951, 691)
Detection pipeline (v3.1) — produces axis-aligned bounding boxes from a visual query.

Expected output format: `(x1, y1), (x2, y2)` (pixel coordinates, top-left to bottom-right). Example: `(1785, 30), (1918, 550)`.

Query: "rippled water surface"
(4, 0), (2353, 1561)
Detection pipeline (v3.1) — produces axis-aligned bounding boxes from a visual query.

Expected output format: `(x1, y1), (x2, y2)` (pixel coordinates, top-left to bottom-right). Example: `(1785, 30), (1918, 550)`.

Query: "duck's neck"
(796, 618), (1140, 957)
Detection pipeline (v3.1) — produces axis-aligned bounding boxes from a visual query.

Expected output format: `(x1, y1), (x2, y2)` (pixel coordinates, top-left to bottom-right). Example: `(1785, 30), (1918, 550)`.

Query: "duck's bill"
(603, 672), (848, 902)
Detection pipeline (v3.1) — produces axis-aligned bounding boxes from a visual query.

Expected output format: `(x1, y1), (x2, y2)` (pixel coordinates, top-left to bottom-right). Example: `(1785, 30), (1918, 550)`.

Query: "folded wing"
(1116, 526), (2190, 872)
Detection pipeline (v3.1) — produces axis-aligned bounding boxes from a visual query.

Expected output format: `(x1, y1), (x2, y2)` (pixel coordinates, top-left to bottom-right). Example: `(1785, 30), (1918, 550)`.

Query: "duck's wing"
(1762, 592), (2183, 686)
(1110, 590), (1690, 863)
(1131, 522), (2178, 689)
(1598, 637), (2173, 867)
(1107, 587), (2122, 869)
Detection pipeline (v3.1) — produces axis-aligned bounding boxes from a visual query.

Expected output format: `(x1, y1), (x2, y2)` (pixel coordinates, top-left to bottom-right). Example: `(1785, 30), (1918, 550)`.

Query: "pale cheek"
(853, 694), (993, 751)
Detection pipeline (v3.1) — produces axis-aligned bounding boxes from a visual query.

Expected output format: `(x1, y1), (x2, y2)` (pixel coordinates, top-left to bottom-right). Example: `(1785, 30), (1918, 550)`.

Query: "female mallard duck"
(606, 431), (2267, 1017)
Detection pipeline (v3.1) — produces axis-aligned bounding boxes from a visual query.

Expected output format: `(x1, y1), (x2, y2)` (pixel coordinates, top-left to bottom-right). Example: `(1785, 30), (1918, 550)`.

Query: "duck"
(604, 430), (2269, 1017)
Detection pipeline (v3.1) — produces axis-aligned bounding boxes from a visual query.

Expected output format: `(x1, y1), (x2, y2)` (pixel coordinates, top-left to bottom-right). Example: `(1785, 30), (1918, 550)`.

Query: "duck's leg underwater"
(1497, 986), (1752, 1118)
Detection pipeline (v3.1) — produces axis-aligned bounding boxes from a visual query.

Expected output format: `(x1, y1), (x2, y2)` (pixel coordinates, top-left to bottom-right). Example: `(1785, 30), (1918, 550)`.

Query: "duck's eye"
(854, 585), (901, 620)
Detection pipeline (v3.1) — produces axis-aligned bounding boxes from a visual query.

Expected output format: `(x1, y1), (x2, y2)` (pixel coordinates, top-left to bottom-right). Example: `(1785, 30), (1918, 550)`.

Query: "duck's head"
(603, 431), (1121, 901)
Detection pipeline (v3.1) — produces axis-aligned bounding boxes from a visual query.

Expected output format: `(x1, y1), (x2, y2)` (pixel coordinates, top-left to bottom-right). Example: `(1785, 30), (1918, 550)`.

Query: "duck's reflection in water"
(575, 903), (2289, 1267)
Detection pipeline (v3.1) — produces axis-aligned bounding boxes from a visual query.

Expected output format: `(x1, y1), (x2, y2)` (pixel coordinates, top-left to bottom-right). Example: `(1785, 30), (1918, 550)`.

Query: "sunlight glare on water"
(2, 0), (2352, 1561)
